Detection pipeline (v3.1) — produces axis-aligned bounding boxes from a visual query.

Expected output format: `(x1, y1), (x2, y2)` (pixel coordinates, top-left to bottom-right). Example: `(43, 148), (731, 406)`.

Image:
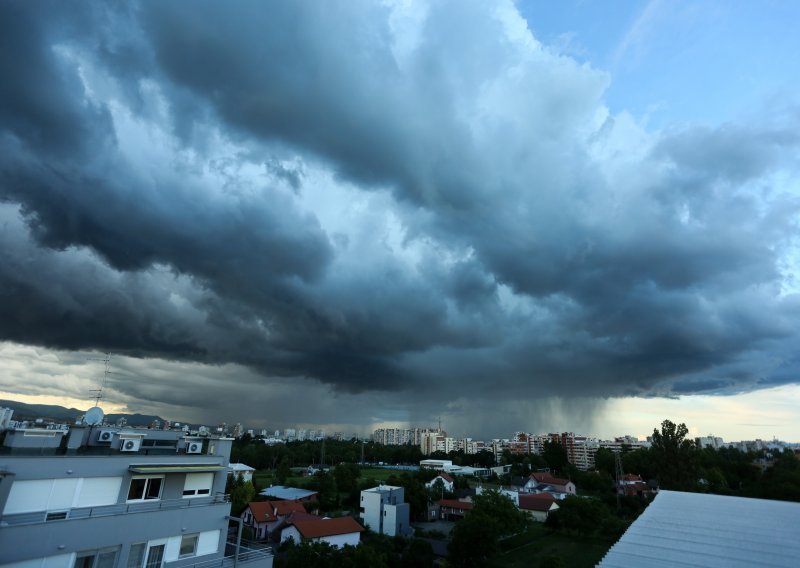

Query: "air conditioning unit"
(186, 441), (203, 454)
(97, 430), (114, 443)
(120, 438), (141, 452)
(98, 430), (115, 443)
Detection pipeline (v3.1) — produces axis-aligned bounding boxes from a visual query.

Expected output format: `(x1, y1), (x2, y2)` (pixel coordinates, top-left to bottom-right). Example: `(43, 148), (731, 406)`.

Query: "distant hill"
(0, 399), (165, 427)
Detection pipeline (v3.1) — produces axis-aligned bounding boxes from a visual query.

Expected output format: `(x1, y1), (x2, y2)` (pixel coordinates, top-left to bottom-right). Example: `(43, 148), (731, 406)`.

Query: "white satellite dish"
(85, 406), (105, 426)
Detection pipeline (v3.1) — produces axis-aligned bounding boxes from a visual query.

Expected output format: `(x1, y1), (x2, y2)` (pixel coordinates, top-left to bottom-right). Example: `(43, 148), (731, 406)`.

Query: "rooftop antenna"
(614, 450), (624, 511)
(85, 353), (113, 426)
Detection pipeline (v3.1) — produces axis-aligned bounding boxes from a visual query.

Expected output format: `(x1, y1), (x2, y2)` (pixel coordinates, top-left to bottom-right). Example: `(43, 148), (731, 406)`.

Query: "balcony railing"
(168, 544), (273, 568)
(0, 493), (230, 527)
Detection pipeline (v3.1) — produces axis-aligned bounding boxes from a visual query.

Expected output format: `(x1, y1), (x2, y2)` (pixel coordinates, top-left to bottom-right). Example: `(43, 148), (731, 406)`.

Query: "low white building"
(229, 463), (255, 482)
(359, 485), (411, 537)
(419, 459), (453, 470)
(425, 473), (454, 493)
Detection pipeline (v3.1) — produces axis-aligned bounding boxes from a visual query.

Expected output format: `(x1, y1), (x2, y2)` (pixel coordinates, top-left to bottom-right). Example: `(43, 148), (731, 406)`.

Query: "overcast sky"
(2, 1), (799, 441)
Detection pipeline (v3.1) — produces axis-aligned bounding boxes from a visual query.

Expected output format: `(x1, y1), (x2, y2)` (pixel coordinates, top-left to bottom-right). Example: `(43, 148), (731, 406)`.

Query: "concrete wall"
(0, 501), (229, 565)
(314, 532), (360, 549)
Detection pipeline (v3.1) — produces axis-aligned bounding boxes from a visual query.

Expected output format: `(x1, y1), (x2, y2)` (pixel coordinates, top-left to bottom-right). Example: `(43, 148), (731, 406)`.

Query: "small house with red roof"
(241, 499), (307, 541)
(618, 473), (652, 496)
(524, 472), (576, 498)
(519, 493), (560, 522)
(425, 472), (455, 493)
(281, 516), (365, 548)
(437, 498), (473, 521)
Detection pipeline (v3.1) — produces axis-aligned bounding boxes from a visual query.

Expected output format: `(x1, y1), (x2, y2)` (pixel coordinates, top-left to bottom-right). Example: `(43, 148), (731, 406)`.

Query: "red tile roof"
(293, 516), (364, 539)
(519, 493), (557, 512)
(272, 500), (307, 516)
(438, 472), (454, 483)
(438, 499), (473, 510)
(246, 501), (277, 522)
(285, 511), (321, 524)
(246, 500), (307, 522)
(531, 472), (571, 486)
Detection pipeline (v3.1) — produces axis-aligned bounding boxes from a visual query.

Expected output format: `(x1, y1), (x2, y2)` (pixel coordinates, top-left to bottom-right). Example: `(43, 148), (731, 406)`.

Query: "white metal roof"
(597, 490), (800, 568)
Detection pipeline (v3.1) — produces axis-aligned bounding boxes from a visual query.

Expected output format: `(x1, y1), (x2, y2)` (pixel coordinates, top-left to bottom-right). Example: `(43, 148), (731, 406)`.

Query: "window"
(127, 476), (163, 501)
(46, 511), (68, 521)
(182, 473), (213, 498)
(74, 547), (119, 568)
(179, 535), (198, 558)
(127, 544), (146, 568)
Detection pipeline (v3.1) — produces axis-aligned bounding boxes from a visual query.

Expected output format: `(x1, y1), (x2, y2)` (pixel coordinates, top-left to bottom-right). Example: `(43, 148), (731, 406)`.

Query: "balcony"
(0, 493), (230, 527)
(167, 542), (273, 568)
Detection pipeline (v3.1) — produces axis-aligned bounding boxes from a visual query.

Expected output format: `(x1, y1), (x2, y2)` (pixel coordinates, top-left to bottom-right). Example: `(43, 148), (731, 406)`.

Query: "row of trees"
(276, 533), (435, 568)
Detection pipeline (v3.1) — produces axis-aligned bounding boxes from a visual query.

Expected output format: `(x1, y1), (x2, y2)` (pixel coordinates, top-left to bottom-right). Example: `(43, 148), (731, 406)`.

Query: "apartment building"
(358, 485), (410, 537)
(0, 422), (272, 568)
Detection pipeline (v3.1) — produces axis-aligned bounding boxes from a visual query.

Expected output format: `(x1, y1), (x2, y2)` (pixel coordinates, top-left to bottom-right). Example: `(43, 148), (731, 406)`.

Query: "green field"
(492, 524), (613, 568)
(358, 467), (404, 482)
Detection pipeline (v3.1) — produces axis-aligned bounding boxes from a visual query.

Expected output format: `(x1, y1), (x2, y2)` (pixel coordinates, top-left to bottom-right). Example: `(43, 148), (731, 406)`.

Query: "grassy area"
(492, 524), (613, 568)
(359, 467), (403, 482)
(252, 470), (308, 491)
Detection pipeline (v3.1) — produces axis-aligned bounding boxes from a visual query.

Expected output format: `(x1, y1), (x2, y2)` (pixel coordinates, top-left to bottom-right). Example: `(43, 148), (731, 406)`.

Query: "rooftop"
(260, 485), (318, 501)
(597, 490), (800, 568)
(293, 516), (364, 539)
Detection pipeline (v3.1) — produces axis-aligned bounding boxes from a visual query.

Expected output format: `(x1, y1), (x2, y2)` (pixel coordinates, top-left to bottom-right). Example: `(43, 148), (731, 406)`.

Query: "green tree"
(542, 441), (569, 472)
(554, 495), (609, 536)
(276, 457), (291, 485)
(229, 476), (256, 516)
(650, 419), (698, 490)
(594, 447), (615, 475)
(448, 489), (528, 567)
(401, 538), (434, 568)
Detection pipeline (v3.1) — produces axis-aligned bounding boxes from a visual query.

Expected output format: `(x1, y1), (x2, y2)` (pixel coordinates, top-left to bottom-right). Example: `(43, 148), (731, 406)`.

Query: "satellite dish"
(85, 406), (105, 426)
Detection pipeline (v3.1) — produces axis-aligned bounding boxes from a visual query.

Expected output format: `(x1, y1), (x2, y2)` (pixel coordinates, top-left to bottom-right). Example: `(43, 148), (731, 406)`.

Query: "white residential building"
(359, 485), (410, 537)
(228, 463), (255, 482)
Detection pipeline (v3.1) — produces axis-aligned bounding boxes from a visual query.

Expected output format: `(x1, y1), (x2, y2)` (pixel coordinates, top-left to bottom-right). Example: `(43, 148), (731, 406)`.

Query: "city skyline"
(2, 2), (800, 442)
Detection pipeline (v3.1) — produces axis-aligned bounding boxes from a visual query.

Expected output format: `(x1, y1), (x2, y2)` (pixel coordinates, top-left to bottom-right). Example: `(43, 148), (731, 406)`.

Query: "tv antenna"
(85, 353), (114, 426)
(87, 353), (114, 406)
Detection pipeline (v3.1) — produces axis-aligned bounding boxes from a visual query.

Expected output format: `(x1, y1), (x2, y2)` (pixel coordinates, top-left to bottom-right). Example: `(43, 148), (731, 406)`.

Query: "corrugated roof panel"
(597, 490), (800, 568)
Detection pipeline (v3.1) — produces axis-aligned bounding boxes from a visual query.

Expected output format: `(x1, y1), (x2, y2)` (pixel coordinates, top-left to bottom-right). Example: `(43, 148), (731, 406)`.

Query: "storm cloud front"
(1, 1), (799, 435)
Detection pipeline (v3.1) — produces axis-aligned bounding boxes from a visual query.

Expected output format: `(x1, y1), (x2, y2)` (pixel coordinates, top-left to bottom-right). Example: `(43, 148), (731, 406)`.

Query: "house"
(524, 472), (576, 498)
(618, 473), (653, 496)
(229, 462), (255, 482)
(475, 485), (519, 506)
(425, 472), (454, 494)
(359, 485), (411, 537)
(274, 511), (320, 541)
(260, 485), (318, 502)
(241, 500), (307, 541)
(518, 493), (559, 522)
(437, 498), (473, 521)
(0, 423), (272, 568)
(280, 516), (364, 548)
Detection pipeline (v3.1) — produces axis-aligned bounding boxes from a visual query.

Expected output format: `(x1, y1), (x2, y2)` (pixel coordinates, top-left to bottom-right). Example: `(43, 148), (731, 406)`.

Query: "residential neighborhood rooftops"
(293, 516), (365, 539)
(597, 490), (800, 568)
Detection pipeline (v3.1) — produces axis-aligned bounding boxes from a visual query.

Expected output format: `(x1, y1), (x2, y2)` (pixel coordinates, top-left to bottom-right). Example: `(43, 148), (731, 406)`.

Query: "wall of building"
(314, 532), (360, 549)
(0, 501), (229, 565)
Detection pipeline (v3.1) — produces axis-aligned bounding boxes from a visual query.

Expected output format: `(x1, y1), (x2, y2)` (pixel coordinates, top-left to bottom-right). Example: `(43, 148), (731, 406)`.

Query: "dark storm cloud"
(1, 0), (800, 424)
